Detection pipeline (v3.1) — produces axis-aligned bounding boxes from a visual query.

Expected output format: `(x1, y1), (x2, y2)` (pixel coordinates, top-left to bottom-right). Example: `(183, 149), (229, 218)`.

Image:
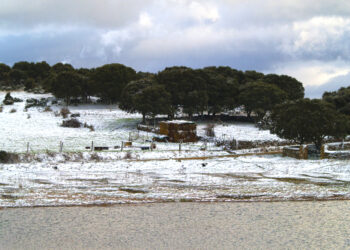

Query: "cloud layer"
(1, 0), (350, 96)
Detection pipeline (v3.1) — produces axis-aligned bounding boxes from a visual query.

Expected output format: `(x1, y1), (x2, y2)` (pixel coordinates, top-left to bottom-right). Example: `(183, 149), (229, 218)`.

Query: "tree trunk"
(247, 111), (251, 119)
(142, 113), (146, 124)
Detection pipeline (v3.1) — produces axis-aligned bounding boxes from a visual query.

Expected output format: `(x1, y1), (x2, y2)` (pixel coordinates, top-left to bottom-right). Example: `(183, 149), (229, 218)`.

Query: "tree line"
(0, 61), (304, 121)
(1, 60), (350, 149)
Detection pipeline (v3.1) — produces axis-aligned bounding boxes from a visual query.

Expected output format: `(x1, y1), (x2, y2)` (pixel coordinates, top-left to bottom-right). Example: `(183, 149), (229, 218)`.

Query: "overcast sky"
(1, 0), (350, 97)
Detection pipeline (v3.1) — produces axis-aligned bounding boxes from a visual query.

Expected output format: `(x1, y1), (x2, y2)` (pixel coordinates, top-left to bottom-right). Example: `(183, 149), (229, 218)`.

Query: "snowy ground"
(1, 155), (350, 207)
(0, 91), (281, 153)
(197, 122), (282, 141)
(1, 92), (348, 207)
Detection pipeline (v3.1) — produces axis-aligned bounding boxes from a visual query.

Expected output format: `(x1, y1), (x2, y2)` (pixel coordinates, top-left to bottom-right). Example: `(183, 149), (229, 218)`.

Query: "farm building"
(159, 120), (197, 143)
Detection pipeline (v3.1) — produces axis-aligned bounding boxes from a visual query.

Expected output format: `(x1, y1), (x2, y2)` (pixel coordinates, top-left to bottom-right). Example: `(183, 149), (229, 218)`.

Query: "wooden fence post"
(320, 145), (325, 159)
(59, 141), (63, 153)
(26, 142), (30, 154)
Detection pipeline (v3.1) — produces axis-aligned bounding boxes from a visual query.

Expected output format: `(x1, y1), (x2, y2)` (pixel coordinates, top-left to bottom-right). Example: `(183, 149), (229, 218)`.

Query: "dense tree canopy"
(90, 63), (137, 103)
(51, 71), (85, 105)
(270, 99), (349, 149)
(323, 86), (350, 115)
(120, 77), (170, 122)
(157, 67), (208, 118)
(262, 74), (304, 100)
(0, 63), (11, 82)
(239, 82), (287, 119)
(0, 60), (310, 122)
(201, 67), (239, 116)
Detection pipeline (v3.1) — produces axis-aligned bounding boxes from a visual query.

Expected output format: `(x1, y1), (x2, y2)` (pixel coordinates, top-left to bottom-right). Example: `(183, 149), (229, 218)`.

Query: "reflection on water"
(1, 201), (350, 249)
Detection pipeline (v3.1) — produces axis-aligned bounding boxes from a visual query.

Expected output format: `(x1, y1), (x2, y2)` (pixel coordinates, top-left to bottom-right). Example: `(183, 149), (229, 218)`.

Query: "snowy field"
(1, 92), (349, 207)
(1, 155), (350, 207)
(0, 91), (281, 153)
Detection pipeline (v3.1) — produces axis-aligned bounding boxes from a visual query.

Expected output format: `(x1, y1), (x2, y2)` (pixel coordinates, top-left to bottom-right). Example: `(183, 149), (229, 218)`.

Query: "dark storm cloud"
(1, 0), (350, 94)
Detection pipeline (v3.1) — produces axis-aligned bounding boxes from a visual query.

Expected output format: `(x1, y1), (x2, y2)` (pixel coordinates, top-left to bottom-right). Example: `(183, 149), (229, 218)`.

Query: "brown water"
(1, 201), (350, 249)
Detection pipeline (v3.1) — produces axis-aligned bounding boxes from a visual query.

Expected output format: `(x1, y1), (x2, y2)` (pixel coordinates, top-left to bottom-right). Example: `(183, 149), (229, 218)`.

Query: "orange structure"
(159, 120), (197, 143)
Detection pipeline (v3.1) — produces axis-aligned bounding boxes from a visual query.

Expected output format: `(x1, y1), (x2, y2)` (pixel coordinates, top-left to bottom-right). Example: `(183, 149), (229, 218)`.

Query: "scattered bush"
(44, 106), (52, 112)
(0, 106), (3, 112)
(60, 107), (70, 118)
(27, 114), (31, 119)
(123, 151), (133, 159)
(9, 108), (16, 113)
(90, 152), (101, 161)
(61, 118), (82, 128)
(83, 122), (95, 131)
(25, 98), (48, 109)
(54, 111), (60, 117)
(0, 151), (19, 163)
(70, 113), (80, 118)
(45, 150), (56, 157)
(3, 92), (14, 105)
(204, 124), (215, 137)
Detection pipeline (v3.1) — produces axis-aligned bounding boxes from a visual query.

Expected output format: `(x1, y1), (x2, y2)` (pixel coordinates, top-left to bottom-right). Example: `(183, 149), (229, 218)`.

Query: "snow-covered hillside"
(2, 92), (347, 208)
(0, 92), (282, 153)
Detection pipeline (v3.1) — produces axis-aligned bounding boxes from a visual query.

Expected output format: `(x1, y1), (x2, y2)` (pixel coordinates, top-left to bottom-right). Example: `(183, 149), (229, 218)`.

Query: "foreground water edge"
(1, 201), (350, 249)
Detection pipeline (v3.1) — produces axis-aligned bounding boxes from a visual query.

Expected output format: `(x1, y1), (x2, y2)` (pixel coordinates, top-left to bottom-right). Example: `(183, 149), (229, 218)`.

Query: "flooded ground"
(1, 201), (350, 249)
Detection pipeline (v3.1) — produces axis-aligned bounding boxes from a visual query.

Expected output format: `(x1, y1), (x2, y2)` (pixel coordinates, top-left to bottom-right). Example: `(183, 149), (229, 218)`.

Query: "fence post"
(179, 141), (182, 152)
(91, 141), (94, 152)
(121, 141), (124, 152)
(26, 142), (30, 154)
(320, 145), (325, 159)
(59, 141), (63, 153)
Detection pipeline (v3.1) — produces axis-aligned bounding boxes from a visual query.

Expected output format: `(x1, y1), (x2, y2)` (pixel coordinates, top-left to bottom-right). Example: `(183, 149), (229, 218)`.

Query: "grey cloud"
(0, 0), (153, 29)
(1, 0), (350, 97)
(305, 73), (350, 98)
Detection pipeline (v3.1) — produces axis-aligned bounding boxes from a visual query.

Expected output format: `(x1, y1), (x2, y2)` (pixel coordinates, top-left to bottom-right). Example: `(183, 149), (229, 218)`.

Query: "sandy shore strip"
(1, 201), (350, 249)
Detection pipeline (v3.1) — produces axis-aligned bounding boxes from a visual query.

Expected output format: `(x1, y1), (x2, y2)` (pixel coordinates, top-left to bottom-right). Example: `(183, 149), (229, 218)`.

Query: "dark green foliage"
(0, 151), (19, 163)
(120, 77), (171, 123)
(157, 66), (208, 118)
(3, 92), (14, 105)
(51, 71), (84, 105)
(0, 60), (309, 122)
(25, 98), (48, 109)
(202, 67), (239, 115)
(323, 86), (350, 115)
(90, 63), (137, 103)
(0, 63), (11, 82)
(61, 118), (82, 128)
(270, 99), (349, 149)
(244, 70), (264, 84)
(9, 69), (26, 85)
(51, 63), (74, 74)
(262, 74), (304, 100)
(239, 82), (287, 119)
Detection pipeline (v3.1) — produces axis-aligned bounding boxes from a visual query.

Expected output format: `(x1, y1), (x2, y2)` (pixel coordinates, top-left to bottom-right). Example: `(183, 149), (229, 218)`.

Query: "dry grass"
(44, 106), (52, 112)
(123, 151), (133, 159)
(9, 108), (16, 113)
(61, 118), (82, 128)
(90, 152), (101, 161)
(60, 107), (71, 118)
(83, 122), (95, 131)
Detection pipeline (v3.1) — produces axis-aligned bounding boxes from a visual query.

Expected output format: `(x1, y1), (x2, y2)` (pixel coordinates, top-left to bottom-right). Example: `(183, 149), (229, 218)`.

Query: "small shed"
(159, 120), (197, 143)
